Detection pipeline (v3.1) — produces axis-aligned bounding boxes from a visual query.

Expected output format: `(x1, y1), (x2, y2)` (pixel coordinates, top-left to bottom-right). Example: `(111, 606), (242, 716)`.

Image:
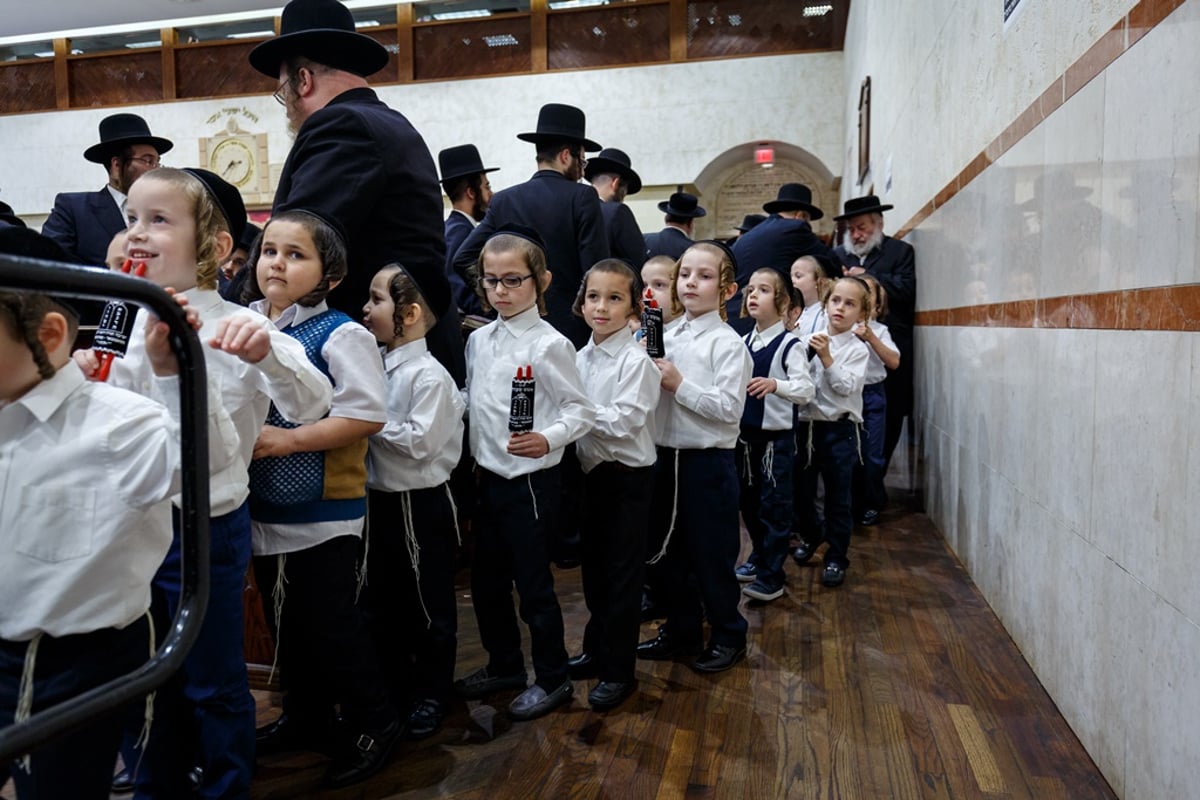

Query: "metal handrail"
(0, 258), (210, 762)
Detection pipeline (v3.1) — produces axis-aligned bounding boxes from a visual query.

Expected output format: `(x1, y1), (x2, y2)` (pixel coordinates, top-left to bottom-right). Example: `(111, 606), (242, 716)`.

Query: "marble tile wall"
(0, 52), (844, 233)
(882, 1), (1200, 797)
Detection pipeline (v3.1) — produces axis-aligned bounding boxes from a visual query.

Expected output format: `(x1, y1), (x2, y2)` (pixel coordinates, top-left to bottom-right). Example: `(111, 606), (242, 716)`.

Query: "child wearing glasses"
(455, 226), (594, 722)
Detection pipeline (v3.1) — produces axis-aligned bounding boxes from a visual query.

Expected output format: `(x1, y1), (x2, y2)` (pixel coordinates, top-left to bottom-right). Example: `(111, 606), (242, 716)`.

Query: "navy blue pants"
(1, 618), (150, 800)
(471, 467), (568, 691)
(795, 420), (860, 568)
(650, 448), (748, 648)
(252, 534), (394, 734)
(737, 430), (796, 587)
(363, 486), (459, 708)
(580, 462), (654, 683)
(135, 503), (255, 800)
(853, 382), (888, 512)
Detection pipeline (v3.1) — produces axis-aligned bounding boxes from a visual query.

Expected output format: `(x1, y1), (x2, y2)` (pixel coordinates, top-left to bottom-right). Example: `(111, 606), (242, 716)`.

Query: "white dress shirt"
(108, 288), (333, 516)
(106, 184), (128, 224)
(248, 300), (387, 555)
(655, 310), (752, 450)
(368, 338), (465, 491)
(574, 326), (659, 472)
(466, 304), (595, 479)
(0, 364), (178, 640)
(796, 303), (826, 336)
(863, 319), (899, 385)
(801, 327), (870, 423)
(744, 321), (815, 432)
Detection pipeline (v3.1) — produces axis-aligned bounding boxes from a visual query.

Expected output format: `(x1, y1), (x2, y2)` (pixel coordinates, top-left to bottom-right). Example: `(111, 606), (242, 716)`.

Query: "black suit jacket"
(444, 210), (483, 315)
(833, 236), (916, 350)
(274, 87), (463, 383)
(601, 200), (646, 269)
(452, 169), (609, 348)
(41, 187), (125, 266)
(644, 226), (692, 262)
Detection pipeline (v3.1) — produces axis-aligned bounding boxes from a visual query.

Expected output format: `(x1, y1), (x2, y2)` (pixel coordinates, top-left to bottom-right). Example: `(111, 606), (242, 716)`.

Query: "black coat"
(40, 187), (125, 267)
(644, 226), (692, 262)
(444, 210), (483, 315)
(601, 200), (646, 269)
(274, 87), (463, 384)
(452, 169), (608, 348)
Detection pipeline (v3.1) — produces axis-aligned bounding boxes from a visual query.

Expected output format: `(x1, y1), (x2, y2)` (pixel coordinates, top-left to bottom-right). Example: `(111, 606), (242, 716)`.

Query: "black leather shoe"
(256, 713), (337, 757)
(821, 562), (847, 587)
(692, 643), (746, 673)
(567, 652), (598, 680)
(792, 539), (818, 565)
(323, 719), (402, 788)
(636, 629), (702, 661)
(509, 680), (573, 720)
(588, 680), (636, 712)
(454, 666), (528, 699)
(403, 698), (445, 740)
(860, 509), (880, 526)
(111, 767), (135, 795)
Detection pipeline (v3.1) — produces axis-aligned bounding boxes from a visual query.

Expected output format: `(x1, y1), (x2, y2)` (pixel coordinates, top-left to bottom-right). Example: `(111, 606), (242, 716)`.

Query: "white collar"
(9, 361), (85, 423)
(497, 304), (542, 338)
(753, 320), (786, 341)
(383, 337), (428, 371)
(249, 298), (329, 328)
(588, 325), (634, 357)
(678, 309), (723, 335)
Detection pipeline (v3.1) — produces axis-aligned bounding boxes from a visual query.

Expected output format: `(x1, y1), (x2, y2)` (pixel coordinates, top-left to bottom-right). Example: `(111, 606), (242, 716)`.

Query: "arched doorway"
(691, 141), (838, 241)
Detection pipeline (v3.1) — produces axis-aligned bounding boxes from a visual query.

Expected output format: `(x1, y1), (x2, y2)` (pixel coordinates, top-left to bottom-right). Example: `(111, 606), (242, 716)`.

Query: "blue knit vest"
(248, 308), (368, 524)
(740, 330), (800, 438)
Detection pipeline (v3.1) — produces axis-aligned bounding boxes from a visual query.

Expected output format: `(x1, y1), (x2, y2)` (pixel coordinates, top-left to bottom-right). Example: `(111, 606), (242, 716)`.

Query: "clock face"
(210, 138), (255, 188)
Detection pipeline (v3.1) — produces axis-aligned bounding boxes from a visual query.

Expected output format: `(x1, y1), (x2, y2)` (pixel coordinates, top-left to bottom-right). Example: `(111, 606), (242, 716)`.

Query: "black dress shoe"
(324, 719), (402, 788)
(860, 509), (880, 526)
(792, 539), (818, 565)
(454, 666), (528, 699)
(403, 698), (445, 740)
(636, 629), (702, 661)
(692, 643), (746, 673)
(567, 652), (598, 680)
(256, 713), (337, 757)
(821, 562), (847, 587)
(111, 767), (135, 795)
(588, 680), (635, 712)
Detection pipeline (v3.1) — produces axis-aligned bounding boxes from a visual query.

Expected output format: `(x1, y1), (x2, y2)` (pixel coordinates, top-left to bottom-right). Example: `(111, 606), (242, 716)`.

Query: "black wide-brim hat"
(184, 168), (248, 246)
(763, 183), (823, 219)
(516, 103), (601, 152)
(84, 113), (173, 164)
(735, 213), (766, 233)
(583, 147), (642, 195)
(834, 194), (894, 221)
(438, 144), (500, 183)
(249, 0), (389, 78)
(658, 192), (706, 218)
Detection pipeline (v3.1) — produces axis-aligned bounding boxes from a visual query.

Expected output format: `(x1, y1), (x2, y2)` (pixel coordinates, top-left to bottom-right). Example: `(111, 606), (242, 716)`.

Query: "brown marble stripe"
(896, 0), (1178, 241)
(916, 285), (1200, 331)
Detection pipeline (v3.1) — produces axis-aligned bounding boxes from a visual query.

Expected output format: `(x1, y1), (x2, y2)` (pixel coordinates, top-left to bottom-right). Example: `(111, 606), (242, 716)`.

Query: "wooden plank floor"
(249, 503), (1118, 800)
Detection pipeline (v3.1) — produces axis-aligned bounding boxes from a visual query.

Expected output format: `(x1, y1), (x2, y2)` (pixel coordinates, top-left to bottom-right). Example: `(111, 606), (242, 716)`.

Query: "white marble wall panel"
(842, 0), (1136, 228)
(1098, 0), (1200, 292)
(0, 53), (844, 220)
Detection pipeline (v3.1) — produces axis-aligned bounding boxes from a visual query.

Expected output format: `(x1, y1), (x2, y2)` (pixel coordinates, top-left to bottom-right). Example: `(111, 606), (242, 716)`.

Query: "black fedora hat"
(833, 194), (895, 221)
(762, 183), (823, 219)
(184, 168), (247, 246)
(583, 147), (642, 195)
(438, 144), (500, 183)
(84, 114), (173, 164)
(735, 213), (766, 233)
(249, 0), (389, 78)
(658, 192), (706, 219)
(516, 104), (601, 152)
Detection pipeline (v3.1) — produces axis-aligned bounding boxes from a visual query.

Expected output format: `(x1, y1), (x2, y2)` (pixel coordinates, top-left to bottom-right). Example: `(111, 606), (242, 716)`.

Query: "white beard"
(843, 228), (883, 258)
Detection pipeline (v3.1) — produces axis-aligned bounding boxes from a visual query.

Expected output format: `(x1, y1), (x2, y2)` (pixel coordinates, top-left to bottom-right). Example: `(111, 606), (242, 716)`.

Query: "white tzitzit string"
(268, 553), (288, 684)
(401, 491), (432, 627)
(646, 449), (680, 565)
(13, 633), (43, 773)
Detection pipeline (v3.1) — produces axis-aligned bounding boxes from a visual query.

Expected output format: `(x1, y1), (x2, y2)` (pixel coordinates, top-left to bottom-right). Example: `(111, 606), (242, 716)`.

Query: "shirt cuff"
(673, 378), (701, 411)
(541, 421), (570, 453)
